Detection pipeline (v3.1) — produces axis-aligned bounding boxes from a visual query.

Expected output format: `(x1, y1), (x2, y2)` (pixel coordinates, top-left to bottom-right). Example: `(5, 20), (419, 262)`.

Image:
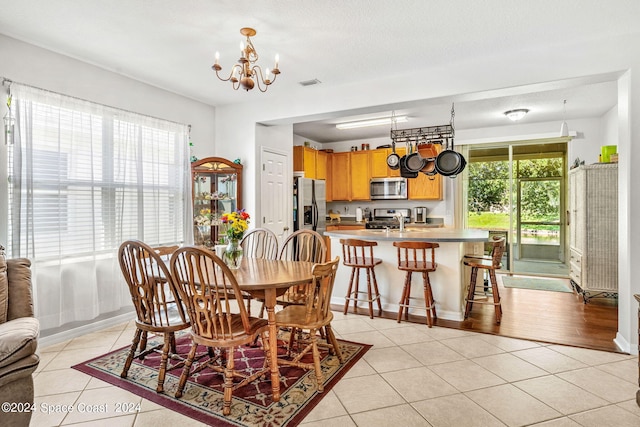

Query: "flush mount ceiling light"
(336, 115), (408, 130)
(212, 27), (280, 92)
(504, 108), (529, 122)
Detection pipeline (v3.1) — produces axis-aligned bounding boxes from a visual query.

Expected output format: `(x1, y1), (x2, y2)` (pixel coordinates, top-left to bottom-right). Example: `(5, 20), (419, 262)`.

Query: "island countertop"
(324, 228), (489, 243)
(325, 228), (489, 322)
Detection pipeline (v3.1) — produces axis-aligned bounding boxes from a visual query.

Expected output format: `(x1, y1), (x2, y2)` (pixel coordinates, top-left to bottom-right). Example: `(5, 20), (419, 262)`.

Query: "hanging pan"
(435, 137), (467, 177)
(399, 141), (418, 178)
(405, 141), (426, 173)
(417, 143), (438, 176)
(386, 140), (400, 170)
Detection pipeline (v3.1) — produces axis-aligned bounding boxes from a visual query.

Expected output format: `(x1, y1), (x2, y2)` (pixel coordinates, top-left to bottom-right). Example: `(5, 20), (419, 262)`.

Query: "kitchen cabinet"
(316, 150), (328, 180)
(350, 151), (371, 200)
(330, 151), (370, 201)
(191, 157), (242, 247)
(408, 172), (443, 200)
(370, 147), (406, 178)
(371, 149), (390, 178)
(325, 152), (333, 202)
(331, 152), (351, 201)
(568, 163), (617, 302)
(293, 145), (322, 179)
(408, 144), (442, 200)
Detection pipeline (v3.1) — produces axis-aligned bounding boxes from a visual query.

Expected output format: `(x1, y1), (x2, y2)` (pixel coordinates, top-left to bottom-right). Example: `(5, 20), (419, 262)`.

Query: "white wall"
(0, 35), (216, 160)
(215, 32), (640, 353)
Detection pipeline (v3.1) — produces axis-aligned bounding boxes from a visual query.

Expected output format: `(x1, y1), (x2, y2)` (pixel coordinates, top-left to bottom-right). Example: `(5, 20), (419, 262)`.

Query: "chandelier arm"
(250, 65), (274, 93)
(214, 64), (242, 83)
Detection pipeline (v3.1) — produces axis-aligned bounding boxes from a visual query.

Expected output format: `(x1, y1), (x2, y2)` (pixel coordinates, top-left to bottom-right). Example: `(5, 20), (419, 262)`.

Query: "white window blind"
(6, 83), (191, 329)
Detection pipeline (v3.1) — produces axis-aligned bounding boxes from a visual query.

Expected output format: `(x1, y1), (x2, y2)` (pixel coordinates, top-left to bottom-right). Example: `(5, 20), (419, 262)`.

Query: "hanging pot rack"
(390, 103), (456, 146)
(388, 104), (466, 179)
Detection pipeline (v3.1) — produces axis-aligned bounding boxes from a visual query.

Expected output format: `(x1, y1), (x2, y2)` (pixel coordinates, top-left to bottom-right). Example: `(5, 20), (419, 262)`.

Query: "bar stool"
(340, 238), (383, 319)
(393, 241), (439, 327)
(463, 237), (506, 324)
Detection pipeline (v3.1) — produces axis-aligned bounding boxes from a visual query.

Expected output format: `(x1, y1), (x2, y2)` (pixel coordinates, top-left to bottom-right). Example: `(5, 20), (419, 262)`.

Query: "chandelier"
(212, 27), (280, 92)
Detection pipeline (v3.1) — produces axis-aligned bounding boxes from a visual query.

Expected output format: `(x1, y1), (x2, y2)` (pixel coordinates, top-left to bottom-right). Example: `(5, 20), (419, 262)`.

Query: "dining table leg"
(264, 289), (281, 401)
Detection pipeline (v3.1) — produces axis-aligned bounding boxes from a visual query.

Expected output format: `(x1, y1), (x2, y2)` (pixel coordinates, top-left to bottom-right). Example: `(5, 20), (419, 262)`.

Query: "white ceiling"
(0, 1), (637, 142)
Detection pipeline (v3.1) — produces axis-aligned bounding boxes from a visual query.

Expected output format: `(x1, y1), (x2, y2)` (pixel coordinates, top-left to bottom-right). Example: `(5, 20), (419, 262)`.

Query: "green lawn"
(467, 212), (509, 230)
(467, 212), (560, 232)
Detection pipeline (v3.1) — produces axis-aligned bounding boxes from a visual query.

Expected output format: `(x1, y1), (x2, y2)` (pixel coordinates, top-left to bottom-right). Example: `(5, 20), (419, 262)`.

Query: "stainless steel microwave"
(370, 178), (408, 200)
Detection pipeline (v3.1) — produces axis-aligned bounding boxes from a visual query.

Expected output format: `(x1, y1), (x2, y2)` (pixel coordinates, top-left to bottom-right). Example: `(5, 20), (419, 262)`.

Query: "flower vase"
(223, 238), (243, 269)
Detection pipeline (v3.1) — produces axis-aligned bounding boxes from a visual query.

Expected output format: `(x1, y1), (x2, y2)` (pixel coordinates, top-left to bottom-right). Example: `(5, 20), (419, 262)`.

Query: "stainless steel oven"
(370, 178), (408, 200)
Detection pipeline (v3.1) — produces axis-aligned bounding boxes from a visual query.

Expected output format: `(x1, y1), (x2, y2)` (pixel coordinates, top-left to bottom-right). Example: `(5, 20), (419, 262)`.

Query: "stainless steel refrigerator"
(293, 177), (326, 234)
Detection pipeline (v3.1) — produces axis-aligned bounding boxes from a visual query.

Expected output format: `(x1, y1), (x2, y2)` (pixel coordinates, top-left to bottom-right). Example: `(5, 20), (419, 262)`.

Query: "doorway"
(464, 141), (569, 277)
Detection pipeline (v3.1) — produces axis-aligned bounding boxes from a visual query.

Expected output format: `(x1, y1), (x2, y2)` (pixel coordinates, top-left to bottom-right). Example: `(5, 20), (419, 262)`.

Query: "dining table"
(228, 257), (314, 402)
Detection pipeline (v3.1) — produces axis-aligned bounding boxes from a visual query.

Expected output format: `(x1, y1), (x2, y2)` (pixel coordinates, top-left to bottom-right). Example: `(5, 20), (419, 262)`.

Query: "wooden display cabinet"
(191, 157), (242, 247)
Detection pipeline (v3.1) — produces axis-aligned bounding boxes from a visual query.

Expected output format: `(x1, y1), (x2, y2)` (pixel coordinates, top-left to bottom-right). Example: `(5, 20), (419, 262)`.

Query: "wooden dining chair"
(240, 228), (279, 260)
(151, 244), (179, 261)
(275, 257), (343, 392)
(170, 245), (271, 416)
(258, 229), (327, 317)
(118, 240), (190, 393)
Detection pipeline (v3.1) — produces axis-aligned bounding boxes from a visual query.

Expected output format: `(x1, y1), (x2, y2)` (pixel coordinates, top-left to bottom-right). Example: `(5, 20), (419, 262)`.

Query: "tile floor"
(32, 312), (640, 426)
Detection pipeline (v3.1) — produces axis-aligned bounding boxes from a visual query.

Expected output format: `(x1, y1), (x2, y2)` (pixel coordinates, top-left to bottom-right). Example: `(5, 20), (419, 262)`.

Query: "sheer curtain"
(7, 83), (191, 330)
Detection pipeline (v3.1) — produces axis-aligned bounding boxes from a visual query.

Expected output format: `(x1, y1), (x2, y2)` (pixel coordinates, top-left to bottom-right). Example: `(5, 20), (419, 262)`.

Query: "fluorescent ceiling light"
(504, 109), (529, 122)
(336, 115), (408, 130)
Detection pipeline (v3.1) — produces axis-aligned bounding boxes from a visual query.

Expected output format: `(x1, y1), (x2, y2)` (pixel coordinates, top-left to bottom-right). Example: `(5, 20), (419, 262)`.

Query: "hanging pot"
(417, 143), (438, 175)
(405, 141), (426, 173)
(386, 141), (400, 170)
(399, 154), (418, 178)
(435, 137), (467, 177)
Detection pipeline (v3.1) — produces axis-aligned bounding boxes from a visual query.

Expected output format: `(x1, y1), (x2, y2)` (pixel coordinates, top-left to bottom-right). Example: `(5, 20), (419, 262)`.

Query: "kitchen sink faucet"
(393, 212), (405, 232)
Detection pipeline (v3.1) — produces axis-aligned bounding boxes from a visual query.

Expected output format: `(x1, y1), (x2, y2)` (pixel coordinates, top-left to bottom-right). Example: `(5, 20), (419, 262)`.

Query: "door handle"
(283, 226), (289, 232)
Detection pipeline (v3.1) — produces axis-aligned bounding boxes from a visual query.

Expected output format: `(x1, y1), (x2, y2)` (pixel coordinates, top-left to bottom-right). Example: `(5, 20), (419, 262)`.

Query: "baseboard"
(614, 332), (634, 355)
(39, 312), (134, 349)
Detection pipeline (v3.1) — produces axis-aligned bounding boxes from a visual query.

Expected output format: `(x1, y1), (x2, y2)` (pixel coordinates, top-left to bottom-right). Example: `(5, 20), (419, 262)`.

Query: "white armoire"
(568, 163), (618, 302)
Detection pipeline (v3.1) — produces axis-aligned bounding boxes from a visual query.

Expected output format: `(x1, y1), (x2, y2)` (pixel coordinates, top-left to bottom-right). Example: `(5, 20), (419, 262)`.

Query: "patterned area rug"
(72, 332), (370, 426)
(502, 276), (573, 293)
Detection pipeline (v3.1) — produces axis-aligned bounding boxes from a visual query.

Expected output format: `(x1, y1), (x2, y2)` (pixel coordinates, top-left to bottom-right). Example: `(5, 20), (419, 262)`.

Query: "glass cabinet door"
(191, 157), (243, 247)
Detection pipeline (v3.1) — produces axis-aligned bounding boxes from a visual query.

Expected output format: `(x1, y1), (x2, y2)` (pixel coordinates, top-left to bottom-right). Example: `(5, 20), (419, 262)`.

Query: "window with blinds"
(7, 87), (188, 260)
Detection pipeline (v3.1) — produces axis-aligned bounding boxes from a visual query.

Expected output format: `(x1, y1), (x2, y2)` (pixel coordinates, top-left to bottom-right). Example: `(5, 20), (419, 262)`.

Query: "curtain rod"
(2, 77), (191, 129)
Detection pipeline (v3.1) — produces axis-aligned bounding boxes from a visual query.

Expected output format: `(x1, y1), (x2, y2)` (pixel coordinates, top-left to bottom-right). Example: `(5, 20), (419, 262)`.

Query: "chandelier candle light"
(213, 27), (280, 92)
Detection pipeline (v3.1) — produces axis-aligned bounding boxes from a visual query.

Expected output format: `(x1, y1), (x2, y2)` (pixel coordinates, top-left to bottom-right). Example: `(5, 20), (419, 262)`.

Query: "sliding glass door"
(464, 141), (569, 277)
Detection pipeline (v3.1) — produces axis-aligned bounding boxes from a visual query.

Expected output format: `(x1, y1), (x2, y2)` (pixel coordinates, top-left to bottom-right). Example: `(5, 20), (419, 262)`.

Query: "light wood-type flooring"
(335, 274), (621, 353)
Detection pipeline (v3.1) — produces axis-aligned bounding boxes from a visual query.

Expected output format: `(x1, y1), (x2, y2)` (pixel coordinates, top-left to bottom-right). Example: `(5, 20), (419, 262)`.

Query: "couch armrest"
(6, 259), (33, 321)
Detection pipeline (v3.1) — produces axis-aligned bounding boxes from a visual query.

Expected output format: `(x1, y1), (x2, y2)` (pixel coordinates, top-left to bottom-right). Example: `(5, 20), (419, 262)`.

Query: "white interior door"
(261, 148), (290, 243)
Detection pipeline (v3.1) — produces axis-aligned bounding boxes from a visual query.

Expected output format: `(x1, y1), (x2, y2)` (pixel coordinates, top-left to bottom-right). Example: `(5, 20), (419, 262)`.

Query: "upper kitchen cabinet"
(293, 145), (329, 179)
(371, 147), (407, 178)
(316, 150), (329, 180)
(191, 157), (242, 247)
(331, 152), (351, 201)
(371, 148), (390, 178)
(350, 151), (371, 200)
(408, 173), (443, 200)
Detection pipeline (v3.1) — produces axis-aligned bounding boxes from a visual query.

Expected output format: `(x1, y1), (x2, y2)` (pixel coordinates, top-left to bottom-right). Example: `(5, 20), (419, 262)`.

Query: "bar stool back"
(340, 238), (383, 319)
(393, 241), (439, 327)
(463, 237), (506, 324)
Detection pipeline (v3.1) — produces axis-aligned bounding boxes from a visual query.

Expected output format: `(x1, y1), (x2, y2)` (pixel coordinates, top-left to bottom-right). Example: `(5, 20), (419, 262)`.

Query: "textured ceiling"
(0, 1), (637, 141)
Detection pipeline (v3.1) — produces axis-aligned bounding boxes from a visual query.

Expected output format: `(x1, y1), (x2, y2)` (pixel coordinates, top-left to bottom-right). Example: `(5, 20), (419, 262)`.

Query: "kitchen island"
(324, 228), (489, 322)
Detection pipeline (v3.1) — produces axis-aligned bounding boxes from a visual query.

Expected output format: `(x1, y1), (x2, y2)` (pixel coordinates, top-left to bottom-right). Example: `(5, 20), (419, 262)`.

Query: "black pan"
(399, 155), (418, 178)
(405, 141), (426, 173)
(435, 137), (467, 177)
